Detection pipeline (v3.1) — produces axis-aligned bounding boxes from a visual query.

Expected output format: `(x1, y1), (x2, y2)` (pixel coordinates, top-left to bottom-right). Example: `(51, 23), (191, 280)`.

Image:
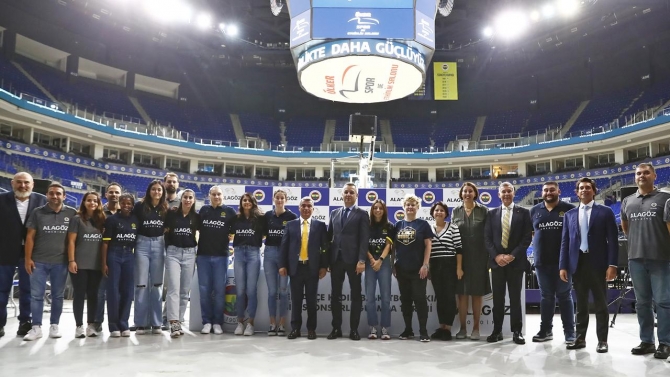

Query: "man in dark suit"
(0, 172), (47, 337)
(327, 183), (370, 340)
(560, 177), (618, 353)
(279, 197), (329, 339)
(485, 182), (532, 345)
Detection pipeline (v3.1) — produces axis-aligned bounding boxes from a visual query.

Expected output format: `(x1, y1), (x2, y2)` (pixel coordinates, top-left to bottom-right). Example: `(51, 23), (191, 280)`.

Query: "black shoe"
(17, 321), (32, 336)
(129, 325), (137, 331)
(420, 332), (430, 342)
(287, 329), (301, 339)
(430, 328), (444, 339)
(349, 330), (361, 341)
(596, 341), (608, 353)
(566, 337), (586, 350)
(513, 331), (525, 345)
(654, 344), (670, 359)
(631, 342), (656, 355)
(308, 330), (317, 340)
(95, 323), (103, 333)
(487, 332), (503, 343)
(399, 329), (414, 340)
(0, 327), (4, 337)
(532, 330), (553, 342)
(327, 328), (342, 340)
(442, 329), (452, 341)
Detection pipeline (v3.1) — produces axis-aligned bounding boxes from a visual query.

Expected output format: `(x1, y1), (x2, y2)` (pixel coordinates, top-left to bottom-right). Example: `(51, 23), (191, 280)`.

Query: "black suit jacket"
(0, 191), (47, 265)
(327, 206), (370, 265)
(484, 205), (533, 270)
(279, 218), (329, 277)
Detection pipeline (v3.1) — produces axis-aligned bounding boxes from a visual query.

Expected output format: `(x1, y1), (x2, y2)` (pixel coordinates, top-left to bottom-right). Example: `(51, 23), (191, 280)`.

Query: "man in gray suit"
(327, 183), (370, 340)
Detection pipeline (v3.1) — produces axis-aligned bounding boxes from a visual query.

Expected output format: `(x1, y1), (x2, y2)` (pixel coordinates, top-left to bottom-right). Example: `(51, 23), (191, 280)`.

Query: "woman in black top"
(263, 189), (297, 336)
(67, 191), (106, 338)
(230, 193), (267, 336)
(164, 189), (199, 338)
(133, 180), (168, 335)
(101, 193), (138, 337)
(365, 199), (394, 340)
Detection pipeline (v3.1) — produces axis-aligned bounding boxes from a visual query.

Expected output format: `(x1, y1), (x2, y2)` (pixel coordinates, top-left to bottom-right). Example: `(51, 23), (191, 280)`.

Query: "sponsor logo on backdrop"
(394, 210), (405, 221)
(253, 189), (265, 202)
(224, 276), (237, 324)
(347, 11), (380, 36)
(479, 192), (492, 205)
(312, 207), (327, 221)
(422, 191), (435, 204)
(310, 190), (322, 203)
(366, 191), (379, 203)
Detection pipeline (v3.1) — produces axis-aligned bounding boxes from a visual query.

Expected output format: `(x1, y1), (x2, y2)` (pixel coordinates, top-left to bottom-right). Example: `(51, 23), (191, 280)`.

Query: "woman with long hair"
(164, 189), (199, 338)
(451, 182), (491, 341)
(263, 189), (297, 336)
(394, 195), (433, 342)
(102, 193), (138, 337)
(133, 180), (168, 335)
(365, 199), (394, 340)
(230, 193), (267, 336)
(428, 201), (462, 341)
(67, 191), (106, 338)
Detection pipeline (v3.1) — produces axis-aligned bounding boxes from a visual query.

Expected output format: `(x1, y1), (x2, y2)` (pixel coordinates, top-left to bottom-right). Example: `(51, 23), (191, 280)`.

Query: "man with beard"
(0, 172), (46, 338)
(530, 182), (576, 343)
(164, 173), (180, 209)
(621, 163), (670, 360)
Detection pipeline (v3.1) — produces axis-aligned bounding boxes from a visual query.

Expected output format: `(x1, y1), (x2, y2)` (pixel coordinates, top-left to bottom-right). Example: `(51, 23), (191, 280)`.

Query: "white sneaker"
(121, 330), (131, 337)
(75, 325), (85, 338)
(136, 327), (147, 335)
(213, 324), (223, 335)
(86, 324), (98, 337)
(234, 322), (246, 335)
(23, 326), (43, 341)
(49, 324), (62, 338)
(152, 327), (162, 334)
(110, 331), (121, 338)
(201, 323), (212, 334)
(243, 324), (254, 336)
(381, 327), (391, 340)
(368, 326), (378, 339)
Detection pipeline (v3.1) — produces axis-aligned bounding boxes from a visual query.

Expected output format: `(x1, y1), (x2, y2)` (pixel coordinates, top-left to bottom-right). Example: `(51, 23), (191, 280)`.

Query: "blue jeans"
(29, 262), (68, 326)
(134, 235), (165, 327)
(95, 276), (107, 324)
(629, 258), (670, 346)
(365, 258), (392, 327)
(263, 246), (288, 319)
(107, 246), (134, 332)
(535, 264), (575, 338)
(234, 246), (261, 320)
(165, 246), (196, 322)
(0, 261), (32, 327)
(196, 255), (228, 325)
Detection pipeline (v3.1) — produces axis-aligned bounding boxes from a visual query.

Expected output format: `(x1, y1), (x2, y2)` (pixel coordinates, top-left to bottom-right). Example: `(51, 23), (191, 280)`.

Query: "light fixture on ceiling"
(270, 0), (284, 16)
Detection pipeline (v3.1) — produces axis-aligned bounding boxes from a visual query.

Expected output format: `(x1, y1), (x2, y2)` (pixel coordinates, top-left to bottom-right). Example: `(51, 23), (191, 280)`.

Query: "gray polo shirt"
(68, 215), (103, 270)
(620, 189), (670, 261)
(26, 204), (77, 264)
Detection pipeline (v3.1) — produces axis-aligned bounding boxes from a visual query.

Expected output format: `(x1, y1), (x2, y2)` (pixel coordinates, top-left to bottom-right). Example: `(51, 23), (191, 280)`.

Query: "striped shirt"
(430, 222), (463, 258)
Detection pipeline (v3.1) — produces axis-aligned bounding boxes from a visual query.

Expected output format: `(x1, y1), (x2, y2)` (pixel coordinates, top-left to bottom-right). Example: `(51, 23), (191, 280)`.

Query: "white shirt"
(16, 198), (30, 224)
(500, 202), (515, 225)
(579, 200), (594, 228)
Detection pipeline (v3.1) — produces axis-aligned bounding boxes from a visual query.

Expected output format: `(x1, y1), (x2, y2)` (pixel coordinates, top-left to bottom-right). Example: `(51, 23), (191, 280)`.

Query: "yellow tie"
(501, 207), (511, 249)
(300, 219), (308, 261)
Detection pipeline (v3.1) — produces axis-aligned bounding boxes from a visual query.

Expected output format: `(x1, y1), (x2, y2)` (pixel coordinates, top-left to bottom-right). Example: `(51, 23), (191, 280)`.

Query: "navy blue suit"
(280, 217), (328, 332)
(559, 203), (618, 342)
(0, 192), (47, 327)
(484, 205), (532, 334)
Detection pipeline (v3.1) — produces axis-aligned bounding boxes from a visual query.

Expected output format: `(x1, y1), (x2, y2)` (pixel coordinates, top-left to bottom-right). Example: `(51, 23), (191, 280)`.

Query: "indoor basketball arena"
(1, 0), (670, 376)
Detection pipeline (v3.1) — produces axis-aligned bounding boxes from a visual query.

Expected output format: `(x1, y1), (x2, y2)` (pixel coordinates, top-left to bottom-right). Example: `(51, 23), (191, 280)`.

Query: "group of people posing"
(0, 163), (668, 360)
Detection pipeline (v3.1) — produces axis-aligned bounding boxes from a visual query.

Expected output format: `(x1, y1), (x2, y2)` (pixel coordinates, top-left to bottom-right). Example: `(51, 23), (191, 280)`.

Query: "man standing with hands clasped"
(327, 183), (370, 341)
(620, 163), (670, 360)
(560, 177), (618, 353)
(279, 197), (328, 339)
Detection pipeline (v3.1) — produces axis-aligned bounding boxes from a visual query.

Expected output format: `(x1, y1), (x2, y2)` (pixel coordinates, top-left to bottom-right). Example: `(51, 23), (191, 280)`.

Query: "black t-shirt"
(530, 201), (575, 266)
(230, 215), (267, 248)
(133, 201), (165, 237)
(394, 218), (432, 271)
(198, 205), (237, 257)
(368, 222), (395, 259)
(103, 213), (139, 248)
(165, 209), (198, 248)
(264, 209), (298, 247)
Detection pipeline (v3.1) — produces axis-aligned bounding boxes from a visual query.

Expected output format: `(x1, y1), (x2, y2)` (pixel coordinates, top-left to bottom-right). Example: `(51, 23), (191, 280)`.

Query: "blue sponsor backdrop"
(312, 8), (415, 39)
